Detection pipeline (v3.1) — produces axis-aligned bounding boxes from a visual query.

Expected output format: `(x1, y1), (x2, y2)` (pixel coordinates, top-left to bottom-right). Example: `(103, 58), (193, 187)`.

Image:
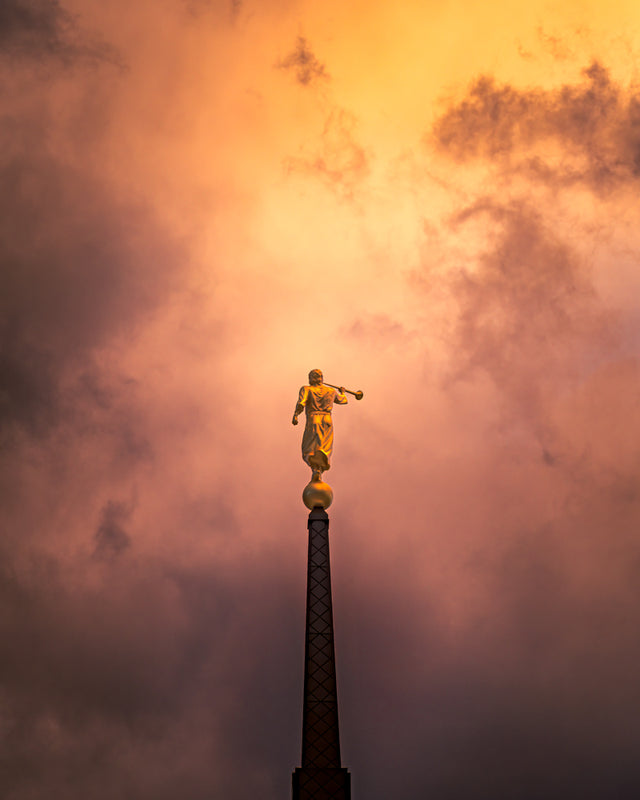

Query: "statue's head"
(308, 369), (323, 386)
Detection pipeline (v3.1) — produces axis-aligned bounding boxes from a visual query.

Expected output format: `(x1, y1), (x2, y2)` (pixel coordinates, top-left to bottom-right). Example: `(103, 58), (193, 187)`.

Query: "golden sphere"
(302, 478), (333, 509)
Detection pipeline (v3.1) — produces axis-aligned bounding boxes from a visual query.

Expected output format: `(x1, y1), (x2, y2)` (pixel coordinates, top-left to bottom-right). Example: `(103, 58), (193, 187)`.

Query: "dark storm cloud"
(374, 61), (640, 800)
(0, 13), (225, 796)
(430, 528), (640, 800)
(433, 62), (640, 194)
(428, 62), (635, 455)
(338, 468), (640, 799)
(0, 2), (163, 446)
(0, 0), (116, 64)
(0, 7), (308, 796)
(444, 200), (611, 427)
(0, 0), (72, 56)
(276, 35), (328, 86)
(0, 538), (305, 799)
(94, 499), (133, 558)
(0, 152), (182, 443)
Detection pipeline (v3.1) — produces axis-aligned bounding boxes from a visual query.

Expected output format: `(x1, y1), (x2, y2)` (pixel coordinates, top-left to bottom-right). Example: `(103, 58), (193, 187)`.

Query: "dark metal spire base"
(292, 767), (351, 800)
(292, 507), (351, 800)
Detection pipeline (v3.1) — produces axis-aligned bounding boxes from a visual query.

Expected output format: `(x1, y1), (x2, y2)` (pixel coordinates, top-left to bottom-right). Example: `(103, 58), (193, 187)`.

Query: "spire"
(292, 507), (351, 800)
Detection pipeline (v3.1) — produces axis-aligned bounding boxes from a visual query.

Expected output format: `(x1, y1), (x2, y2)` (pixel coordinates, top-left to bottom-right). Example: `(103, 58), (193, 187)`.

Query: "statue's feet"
(311, 470), (323, 483)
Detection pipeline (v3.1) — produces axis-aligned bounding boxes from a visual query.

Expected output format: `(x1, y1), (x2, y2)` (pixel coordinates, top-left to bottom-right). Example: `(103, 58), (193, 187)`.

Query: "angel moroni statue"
(293, 369), (363, 509)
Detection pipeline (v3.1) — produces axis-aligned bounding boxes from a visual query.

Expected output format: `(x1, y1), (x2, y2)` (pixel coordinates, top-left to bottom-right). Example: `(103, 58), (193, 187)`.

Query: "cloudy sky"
(2, 0), (640, 797)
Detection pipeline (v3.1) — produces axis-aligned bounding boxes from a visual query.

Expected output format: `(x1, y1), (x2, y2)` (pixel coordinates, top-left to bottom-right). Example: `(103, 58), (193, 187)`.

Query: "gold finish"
(292, 369), (348, 476)
(302, 476), (334, 509)
(293, 369), (362, 506)
(324, 382), (364, 401)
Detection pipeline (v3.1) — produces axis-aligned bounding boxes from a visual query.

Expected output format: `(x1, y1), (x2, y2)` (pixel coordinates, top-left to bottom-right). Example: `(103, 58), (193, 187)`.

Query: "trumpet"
(324, 382), (364, 400)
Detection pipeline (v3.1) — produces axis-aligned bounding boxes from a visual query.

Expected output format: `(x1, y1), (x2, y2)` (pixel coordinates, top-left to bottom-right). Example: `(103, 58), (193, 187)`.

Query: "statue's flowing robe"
(297, 384), (347, 472)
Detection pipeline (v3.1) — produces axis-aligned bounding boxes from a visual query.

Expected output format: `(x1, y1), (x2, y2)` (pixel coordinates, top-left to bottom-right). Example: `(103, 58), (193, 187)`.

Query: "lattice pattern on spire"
(293, 767), (351, 800)
(293, 508), (351, 800)
(302, 513), (341, 769)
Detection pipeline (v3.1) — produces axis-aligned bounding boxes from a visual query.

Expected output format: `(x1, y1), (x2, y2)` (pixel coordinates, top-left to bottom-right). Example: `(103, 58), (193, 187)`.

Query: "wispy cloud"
(276, 35), (328, 86)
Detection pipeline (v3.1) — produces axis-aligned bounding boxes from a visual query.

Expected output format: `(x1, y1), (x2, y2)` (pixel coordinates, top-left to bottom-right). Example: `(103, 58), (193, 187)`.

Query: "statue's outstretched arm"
(334, 390), (348, 405)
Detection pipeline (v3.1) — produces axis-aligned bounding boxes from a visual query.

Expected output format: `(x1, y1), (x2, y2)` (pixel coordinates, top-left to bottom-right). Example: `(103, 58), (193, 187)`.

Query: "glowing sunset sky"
(3, 1), (640, 797)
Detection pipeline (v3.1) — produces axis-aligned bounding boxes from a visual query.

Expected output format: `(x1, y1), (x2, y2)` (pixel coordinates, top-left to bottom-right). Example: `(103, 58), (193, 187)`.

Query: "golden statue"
(293, 369), (363, 509)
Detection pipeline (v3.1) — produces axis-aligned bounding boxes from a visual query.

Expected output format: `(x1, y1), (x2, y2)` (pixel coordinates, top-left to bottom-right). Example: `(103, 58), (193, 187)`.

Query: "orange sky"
(3, 1), (640, 798)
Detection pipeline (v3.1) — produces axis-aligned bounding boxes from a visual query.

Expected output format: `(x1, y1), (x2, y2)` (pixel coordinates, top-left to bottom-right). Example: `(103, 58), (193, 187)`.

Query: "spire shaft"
(292, 507), (351, 800)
